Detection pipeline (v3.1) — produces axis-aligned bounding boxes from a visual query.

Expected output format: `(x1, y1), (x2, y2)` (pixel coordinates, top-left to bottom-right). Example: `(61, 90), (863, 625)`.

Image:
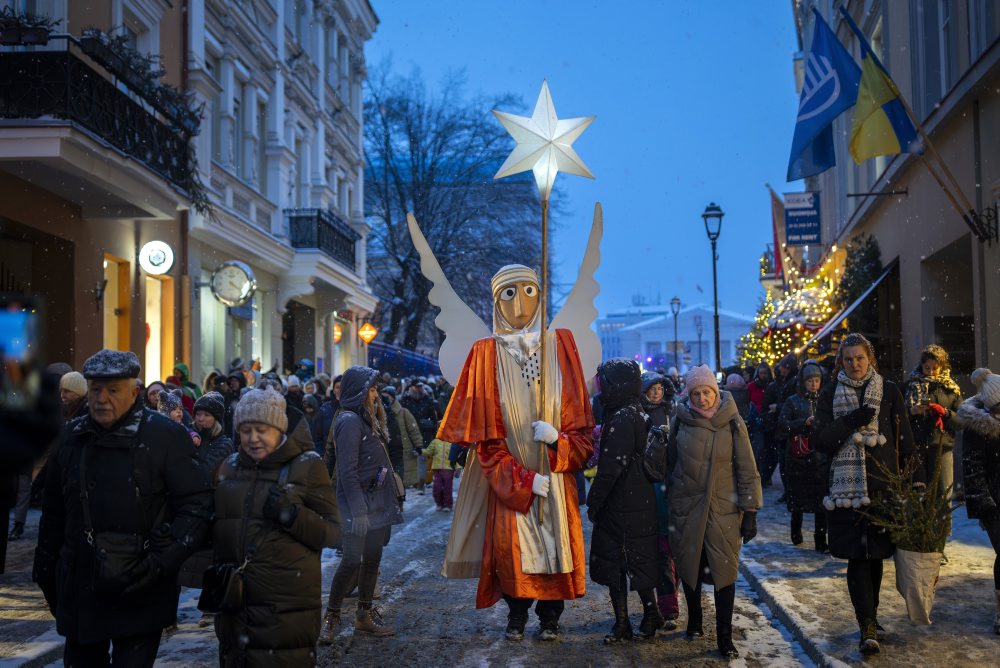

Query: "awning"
(803, 259), (898, 349)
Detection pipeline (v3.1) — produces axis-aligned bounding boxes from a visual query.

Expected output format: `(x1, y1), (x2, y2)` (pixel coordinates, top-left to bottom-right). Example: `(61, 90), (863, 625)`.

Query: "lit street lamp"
(670, 296), (681, 371)
(701, 202), (724, 372)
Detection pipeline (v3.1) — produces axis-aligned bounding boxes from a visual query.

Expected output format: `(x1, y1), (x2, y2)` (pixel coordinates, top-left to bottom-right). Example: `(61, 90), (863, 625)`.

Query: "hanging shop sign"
(784, 192), (821, 245)
(210, 260), (257, 307)
(138, 241), (174, 275)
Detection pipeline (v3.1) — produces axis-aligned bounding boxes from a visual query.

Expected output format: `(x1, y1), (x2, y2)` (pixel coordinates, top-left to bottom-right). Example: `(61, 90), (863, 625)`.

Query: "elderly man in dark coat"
(32, 350), (212, 666)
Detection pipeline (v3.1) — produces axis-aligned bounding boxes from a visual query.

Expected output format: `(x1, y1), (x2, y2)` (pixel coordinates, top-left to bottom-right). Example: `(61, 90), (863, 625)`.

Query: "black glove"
(844, 406), (876, 430)
(123, 553), (164, 595)
(740, 512), (757, 544)
(149, 523), (174, 552)
(263, 488), (299, 529)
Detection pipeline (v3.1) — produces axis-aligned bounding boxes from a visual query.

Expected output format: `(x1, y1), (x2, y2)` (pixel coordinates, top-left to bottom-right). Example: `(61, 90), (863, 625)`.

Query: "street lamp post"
(695, 317), (704, 365)
(670, 296), (681, 371)
(701, 202), (725, 372)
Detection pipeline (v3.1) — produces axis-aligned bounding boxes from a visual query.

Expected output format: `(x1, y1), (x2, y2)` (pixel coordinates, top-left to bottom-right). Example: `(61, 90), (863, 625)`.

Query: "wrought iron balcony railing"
(0, 48), (191, 190)
(285, 208), (359, 271)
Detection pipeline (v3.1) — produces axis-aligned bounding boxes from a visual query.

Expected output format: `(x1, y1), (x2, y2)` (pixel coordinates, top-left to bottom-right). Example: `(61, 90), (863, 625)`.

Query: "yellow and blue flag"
(787, 10), (861, 181)
(840, 7), (919, 163)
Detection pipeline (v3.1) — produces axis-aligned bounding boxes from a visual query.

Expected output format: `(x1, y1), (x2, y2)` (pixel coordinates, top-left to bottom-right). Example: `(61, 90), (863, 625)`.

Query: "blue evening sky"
(367, 1), (802, 319)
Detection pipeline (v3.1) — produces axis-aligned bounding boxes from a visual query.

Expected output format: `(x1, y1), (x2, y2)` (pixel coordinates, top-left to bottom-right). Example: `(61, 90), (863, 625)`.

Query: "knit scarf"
(823, 368), (885, 510)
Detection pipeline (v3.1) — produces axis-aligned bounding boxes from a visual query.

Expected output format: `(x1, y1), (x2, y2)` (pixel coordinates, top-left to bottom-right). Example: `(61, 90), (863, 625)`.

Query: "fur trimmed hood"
(958, 397), (1000, 439)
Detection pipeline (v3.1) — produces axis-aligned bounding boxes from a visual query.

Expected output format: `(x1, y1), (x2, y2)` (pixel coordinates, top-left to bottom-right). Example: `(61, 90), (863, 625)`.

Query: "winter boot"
(637, 589), (664, 639)
(714, 584), (738, 658)
(355, 600), (394, 637)
(604, 588), (633, 645)
(657, 592), (678, 631)
(993, 591), (1000, 635)
(790, 512), (803, 546)
(505, 612), (528, 641)
(683, 585), (703, 638)
(197, 612), (214, 628)
(318, 608), (341, 645)
(814, 531), (828, 553)
(8, 522), (23, 541)
(538, 620), (561, 641)
(859, 621), (880, 655)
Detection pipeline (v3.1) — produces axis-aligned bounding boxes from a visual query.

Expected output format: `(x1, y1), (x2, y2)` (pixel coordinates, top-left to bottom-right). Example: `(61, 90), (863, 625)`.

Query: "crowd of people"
(5, 331), (1000, 664)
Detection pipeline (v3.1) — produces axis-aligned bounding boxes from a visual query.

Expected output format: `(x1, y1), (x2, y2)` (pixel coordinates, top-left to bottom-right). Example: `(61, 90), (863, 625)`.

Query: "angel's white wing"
(550, 202), (603, 379)
(407, 213), (491, 386)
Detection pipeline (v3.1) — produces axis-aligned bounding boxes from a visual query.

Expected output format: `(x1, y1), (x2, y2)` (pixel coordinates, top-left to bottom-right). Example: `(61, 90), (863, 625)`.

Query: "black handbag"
(80, 436), (163, 596)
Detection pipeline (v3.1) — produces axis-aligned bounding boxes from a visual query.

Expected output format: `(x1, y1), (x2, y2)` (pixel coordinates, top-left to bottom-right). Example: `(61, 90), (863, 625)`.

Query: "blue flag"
(787, 10), (862, 181)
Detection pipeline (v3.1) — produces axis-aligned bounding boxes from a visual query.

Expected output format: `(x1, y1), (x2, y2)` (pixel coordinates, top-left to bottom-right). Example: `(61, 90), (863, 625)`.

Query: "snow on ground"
(743, 481), (999, 667)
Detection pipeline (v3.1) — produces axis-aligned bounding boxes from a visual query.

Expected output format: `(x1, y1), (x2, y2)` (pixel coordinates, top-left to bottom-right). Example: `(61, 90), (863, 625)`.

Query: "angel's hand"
(532, 420), (559, 446)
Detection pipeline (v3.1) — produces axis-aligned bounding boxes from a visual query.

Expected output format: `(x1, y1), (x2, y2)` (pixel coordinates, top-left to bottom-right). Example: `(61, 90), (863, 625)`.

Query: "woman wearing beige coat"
(668, 366), (762, 659)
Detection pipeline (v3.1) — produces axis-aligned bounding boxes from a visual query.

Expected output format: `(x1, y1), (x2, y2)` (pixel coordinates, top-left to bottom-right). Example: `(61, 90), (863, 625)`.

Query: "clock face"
(210, 261), (257, 307)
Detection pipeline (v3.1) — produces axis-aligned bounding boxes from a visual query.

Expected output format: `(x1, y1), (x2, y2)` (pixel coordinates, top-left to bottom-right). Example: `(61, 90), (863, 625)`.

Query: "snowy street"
(2, 476), (997, 667)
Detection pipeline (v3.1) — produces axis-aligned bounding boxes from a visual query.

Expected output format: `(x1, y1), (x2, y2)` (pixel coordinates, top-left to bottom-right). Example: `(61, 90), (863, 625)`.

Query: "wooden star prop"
(493, 80), (595, 201)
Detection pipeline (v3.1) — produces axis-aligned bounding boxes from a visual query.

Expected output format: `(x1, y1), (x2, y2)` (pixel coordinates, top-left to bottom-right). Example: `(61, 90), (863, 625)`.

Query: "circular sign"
(138, 241), (174, 275)
(210, 261), (257, 307)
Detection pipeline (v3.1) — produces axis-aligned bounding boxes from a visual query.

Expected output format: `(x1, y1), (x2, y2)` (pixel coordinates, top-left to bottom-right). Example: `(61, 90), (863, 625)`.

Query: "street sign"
(784, 191), (821, 245)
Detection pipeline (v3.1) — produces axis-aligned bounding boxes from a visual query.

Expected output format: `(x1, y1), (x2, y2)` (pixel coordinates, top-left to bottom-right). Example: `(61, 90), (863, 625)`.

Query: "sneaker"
(859, 622), (880, 655)
(538, 622), (560, 641)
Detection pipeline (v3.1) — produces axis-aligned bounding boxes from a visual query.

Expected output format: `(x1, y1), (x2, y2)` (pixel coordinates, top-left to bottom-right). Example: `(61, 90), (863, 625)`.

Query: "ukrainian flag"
(842, 8), (918, 163)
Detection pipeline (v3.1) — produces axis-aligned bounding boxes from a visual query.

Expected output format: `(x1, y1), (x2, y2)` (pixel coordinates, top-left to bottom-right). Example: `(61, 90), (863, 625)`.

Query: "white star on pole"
(493, 80), (595, 201)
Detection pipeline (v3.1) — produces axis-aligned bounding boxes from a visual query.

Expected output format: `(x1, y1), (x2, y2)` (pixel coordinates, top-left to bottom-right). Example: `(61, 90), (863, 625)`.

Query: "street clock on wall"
(210, 261), (257, 307)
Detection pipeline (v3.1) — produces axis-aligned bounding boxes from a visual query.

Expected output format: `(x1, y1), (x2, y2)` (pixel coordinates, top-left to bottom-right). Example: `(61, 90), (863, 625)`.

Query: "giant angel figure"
(407, 206), (602, 641)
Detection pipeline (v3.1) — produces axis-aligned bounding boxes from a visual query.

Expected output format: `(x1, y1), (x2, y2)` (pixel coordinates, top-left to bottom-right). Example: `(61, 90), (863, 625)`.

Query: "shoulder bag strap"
(79, 444), (95, 546)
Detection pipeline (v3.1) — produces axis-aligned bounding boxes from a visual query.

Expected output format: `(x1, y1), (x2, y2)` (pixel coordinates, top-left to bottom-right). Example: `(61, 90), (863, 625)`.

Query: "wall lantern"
(333, 323), (343, 344)
(358, 322), (378, 344)
(138, 241), (174, 275)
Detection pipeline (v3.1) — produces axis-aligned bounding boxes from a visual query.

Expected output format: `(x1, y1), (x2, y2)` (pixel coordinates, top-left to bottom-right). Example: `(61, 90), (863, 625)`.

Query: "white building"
(598, 303), (754, 373)
(186, 0), (379, 380)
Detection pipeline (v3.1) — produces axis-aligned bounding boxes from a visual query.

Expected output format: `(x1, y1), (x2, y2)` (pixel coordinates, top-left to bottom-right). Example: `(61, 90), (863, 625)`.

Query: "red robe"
(438, 329), (594, 608)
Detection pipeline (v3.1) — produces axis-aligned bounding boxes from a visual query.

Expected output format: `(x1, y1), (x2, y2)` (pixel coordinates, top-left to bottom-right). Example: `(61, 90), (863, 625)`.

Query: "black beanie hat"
(193, 391), (226, 424)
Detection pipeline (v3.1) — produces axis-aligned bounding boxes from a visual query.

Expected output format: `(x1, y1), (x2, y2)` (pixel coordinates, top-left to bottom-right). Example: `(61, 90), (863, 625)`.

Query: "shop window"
(102, 254), (130, 352)
(143, 275), (174, 386)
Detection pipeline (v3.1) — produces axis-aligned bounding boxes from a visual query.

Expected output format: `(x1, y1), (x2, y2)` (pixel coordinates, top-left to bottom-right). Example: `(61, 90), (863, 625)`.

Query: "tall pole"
(538, 197), (549, 525)
(711, 237), (721, 372)
(672, 311), (679, 370)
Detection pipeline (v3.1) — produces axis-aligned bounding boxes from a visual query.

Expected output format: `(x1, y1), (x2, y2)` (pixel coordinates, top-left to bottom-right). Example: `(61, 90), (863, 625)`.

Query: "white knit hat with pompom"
(971, 368), (1000, 410)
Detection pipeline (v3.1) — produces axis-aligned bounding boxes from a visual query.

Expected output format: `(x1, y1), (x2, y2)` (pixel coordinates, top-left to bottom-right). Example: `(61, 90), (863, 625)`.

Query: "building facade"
(0, 0), (378, 383)
(793, 0), (1000, 383)
(598, 302), (754, 373)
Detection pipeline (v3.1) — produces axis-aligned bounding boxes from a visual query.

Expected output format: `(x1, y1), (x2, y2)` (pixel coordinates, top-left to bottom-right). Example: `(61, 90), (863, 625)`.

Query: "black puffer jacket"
(777, 383), (827, 514)
(400, 391), (439, 447)
(587, 359), (659, 591)
(213, 411), (339, 667)
(958, 398), (1000, 520)
(334, 367), (404, 534)
(33, 403), (212, 643)
(813, 375), (922, 560)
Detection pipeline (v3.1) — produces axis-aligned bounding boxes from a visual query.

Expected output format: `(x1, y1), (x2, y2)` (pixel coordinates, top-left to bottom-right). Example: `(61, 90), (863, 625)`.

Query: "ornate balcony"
(0, 47), (191, 191)
(285, 207), (359, 271)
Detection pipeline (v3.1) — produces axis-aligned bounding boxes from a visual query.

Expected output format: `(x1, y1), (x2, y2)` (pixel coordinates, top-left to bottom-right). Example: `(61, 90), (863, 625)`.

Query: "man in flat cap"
(33, 350), (213, 666)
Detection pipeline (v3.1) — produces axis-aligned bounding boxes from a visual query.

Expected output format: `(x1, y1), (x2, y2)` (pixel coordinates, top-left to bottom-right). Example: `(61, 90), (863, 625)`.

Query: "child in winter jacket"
(423, 438), (455, 511)
(158, 390), (200, 446)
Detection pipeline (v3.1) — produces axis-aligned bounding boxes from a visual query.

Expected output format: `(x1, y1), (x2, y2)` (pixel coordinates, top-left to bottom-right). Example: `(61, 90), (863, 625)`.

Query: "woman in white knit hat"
(812, 333), (924, 655)
(212, 387), (339, 666)
(958, 367), (1000, 635)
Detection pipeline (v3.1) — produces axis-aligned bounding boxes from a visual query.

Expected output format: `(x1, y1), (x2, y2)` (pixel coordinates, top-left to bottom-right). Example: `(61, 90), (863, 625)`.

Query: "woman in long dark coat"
(777, 361), (828, 551)
(587, 359), (661, 643)
(812, 333), (923, 656)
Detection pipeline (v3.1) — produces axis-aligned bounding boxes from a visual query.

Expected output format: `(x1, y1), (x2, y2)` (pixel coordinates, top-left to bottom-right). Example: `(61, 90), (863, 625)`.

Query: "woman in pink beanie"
(668, 365), (762, 658)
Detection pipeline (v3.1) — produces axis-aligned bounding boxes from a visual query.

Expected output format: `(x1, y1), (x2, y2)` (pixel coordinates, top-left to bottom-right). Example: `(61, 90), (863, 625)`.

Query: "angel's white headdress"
(491, 264), (541, 368)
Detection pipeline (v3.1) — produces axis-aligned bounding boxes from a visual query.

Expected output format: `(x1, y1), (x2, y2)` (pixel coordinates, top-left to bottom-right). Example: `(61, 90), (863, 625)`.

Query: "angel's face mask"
(496, 281), (539, 329)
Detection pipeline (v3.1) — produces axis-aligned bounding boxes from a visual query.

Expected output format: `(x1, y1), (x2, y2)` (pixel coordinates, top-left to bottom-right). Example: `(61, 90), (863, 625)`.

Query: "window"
(968, 0), (997, 62)
(645, 341), (661, 356)
(325, 26), (338, 85)
(939, 1), (960, 93)
(871, 18), (888, 179)
(207, 58), (223, 162)
(911, 0), (942, 119)
(233, 86), (244, 173)
(257, 101), (268, 191)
